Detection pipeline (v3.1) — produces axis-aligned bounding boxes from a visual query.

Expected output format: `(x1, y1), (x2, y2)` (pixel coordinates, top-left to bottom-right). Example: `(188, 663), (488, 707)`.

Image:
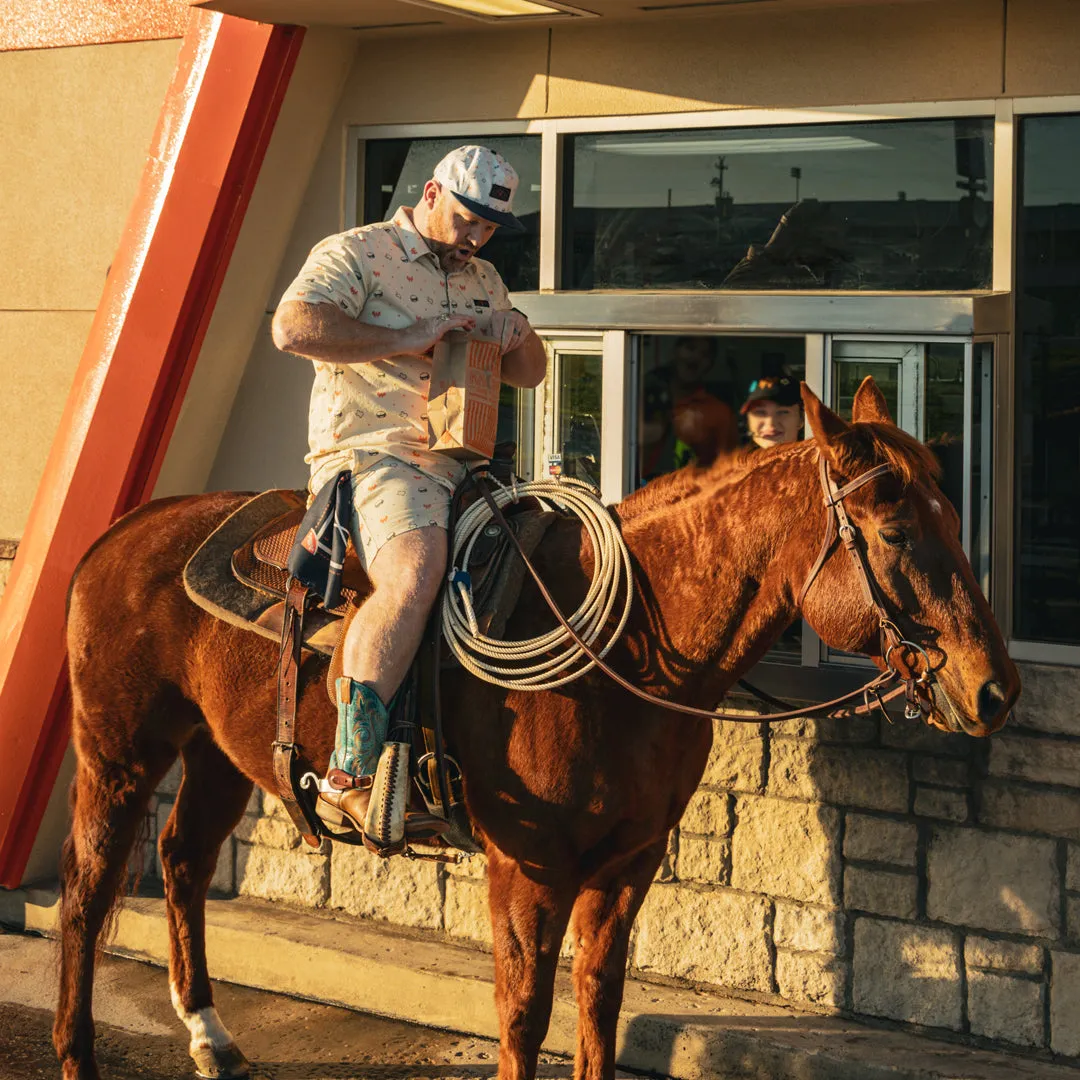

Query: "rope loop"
(441, 477), (634, 692)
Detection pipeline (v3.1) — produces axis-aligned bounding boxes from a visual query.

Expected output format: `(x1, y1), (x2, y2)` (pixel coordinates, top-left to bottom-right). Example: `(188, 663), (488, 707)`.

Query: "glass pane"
(971, 342), (993, 596)
(1015, 114), (1080, 645)
(565, 118), (993, 291)
(636, 334), (805, 483)
(362, 136), (541, 292)
(833, 360), (900, 420)
(557, 353), (603, 487)
(923, 342), (967, 525)
(496, 384), (529, 474)
(634, 334), (806, 656)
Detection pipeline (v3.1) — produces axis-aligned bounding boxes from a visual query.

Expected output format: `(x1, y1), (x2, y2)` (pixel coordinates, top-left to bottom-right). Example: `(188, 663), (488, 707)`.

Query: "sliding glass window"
(564, 119), (993, 291)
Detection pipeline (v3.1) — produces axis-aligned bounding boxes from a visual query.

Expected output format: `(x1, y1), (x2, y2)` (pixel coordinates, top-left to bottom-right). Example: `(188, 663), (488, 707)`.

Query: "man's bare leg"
(342, 524), (447, 701)
(315, 525), (448, 844)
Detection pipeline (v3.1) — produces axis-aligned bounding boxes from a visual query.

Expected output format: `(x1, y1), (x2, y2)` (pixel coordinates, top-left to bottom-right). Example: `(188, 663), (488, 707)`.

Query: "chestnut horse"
(54, 381), (1018, 1080)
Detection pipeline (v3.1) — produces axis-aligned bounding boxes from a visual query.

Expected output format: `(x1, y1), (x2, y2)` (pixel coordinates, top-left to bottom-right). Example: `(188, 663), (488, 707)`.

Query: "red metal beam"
(0, 10), (305, 887)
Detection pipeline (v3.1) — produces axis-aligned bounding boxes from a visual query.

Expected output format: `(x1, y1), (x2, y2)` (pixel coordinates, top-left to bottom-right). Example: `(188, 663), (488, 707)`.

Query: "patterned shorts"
(348, 457), (452, 569)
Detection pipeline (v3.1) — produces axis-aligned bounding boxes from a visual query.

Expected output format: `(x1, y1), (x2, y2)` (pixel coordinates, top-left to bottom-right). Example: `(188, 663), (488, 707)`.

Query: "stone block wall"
(142, 661), (1080, 1059)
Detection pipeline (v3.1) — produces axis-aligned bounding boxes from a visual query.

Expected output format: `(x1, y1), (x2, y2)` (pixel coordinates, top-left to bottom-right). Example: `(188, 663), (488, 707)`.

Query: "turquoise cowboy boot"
(330, 677), (387, 778)
(314, 678), (388, 836)
(315, 678), (447, 848)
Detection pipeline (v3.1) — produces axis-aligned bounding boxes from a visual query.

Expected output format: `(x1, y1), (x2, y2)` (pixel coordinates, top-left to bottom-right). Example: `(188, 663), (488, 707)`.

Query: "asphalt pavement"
(0, 928), (642, 1080)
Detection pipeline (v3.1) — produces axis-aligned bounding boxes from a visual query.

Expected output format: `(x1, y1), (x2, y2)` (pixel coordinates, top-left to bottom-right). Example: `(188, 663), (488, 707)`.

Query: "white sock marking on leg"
(170, 979), (237, 1051)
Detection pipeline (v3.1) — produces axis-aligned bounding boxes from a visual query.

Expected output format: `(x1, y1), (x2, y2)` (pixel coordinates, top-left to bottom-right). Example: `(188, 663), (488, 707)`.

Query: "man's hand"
(489, 309), (532, 356)
(401, 314), (476, 357)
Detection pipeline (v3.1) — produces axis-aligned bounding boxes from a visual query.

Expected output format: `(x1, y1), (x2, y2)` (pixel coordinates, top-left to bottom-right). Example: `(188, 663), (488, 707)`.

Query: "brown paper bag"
(426, 332), (502, 460)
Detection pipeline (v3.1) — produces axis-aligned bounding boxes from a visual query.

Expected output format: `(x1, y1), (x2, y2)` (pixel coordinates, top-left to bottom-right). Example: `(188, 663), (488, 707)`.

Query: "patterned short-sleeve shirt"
(279, 206), (514, 492)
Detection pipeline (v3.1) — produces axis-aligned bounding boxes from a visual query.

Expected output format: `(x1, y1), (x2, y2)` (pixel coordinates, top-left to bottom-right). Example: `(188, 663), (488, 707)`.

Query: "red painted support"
(0, 10), (305, 887)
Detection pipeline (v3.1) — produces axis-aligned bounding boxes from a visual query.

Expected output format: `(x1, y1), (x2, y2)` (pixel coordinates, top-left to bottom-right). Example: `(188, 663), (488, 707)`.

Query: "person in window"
(740, 374), (804, 451)
(640, 337), (736, 481)
(742, 372), (806, 655)
(271, 146), (546, 847)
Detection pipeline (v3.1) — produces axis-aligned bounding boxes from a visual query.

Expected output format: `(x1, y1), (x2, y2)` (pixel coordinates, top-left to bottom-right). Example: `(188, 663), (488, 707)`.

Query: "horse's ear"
(851, 376), (893, 425)
(800, 383), (850, 460)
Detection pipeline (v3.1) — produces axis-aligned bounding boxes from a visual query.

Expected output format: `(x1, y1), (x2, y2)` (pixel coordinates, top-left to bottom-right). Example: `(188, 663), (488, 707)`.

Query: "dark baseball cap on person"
(740, 375), (802, 414)
(433, 145), (525, 232)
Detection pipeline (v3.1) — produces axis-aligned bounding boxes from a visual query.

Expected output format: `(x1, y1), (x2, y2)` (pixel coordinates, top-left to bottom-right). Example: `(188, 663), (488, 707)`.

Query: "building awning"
(187, 0), (932, 33)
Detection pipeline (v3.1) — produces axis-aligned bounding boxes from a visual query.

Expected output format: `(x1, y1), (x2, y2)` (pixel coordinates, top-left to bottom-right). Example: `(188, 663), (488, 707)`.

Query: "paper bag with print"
(426, 332), (502, 460)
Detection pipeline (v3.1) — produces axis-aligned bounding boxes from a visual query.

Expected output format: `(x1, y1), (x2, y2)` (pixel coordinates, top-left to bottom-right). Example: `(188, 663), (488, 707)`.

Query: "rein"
(468, 452), (938, 725)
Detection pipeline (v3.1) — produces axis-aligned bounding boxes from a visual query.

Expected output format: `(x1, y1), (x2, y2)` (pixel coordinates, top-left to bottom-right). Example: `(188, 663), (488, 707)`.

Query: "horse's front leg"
(570, 839), (668, 1080)
(487, 848), (577, 1080)
(159, 729), (254, 1080)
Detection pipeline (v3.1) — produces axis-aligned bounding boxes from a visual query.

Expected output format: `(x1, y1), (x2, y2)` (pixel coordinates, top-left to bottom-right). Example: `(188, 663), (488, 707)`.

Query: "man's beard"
(426, 236), (473, 273)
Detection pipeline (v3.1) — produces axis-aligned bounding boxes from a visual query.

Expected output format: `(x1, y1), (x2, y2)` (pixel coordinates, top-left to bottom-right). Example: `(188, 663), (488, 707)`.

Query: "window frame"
(343, 94), (1080, 668)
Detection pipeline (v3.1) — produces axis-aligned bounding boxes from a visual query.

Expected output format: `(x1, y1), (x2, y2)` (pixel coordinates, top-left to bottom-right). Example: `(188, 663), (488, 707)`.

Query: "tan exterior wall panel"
(268, 117), (350, 310)
(1006, 0), (1080, 98)
(205, 316), (312, 494)
(0, 311), (94, 540)
(337, 28), (548, 125)
(153, 28), (358, 500)
(548, 0), (1003, 116)
(0, 39), (182, 312)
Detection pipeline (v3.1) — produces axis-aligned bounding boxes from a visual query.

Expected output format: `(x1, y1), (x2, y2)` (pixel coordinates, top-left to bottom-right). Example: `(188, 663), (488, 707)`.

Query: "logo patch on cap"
(489, 184), (511, 202)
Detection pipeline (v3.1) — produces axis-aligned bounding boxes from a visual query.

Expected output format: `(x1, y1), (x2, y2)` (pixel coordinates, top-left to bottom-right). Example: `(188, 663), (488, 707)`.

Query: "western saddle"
(183, 464), (554, 855)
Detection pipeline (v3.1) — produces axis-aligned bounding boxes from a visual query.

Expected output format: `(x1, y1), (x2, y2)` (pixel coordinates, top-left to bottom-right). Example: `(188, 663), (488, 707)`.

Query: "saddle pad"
(232, 507), (368, 615)
(183, 490), (351, 656)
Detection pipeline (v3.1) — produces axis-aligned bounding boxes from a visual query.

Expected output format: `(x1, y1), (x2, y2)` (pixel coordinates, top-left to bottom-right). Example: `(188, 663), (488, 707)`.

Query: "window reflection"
(362, 136), (541, 292)
(496, 384), (532, 478)
(1016, 114), (1080, 645)
(557, 353), (603, 487)
(565, 119), (993, 291)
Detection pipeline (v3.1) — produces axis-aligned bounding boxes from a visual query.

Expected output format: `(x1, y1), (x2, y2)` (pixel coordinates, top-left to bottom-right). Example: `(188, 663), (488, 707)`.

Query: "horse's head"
(797, 377), (1019, 737)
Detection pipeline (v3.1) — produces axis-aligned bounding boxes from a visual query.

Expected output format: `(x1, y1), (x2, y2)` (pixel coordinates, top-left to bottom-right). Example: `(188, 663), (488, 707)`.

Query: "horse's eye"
(878, 527), (908, 547)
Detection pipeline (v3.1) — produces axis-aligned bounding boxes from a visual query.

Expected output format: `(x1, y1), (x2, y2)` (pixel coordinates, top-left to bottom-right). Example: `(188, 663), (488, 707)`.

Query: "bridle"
(470, 451), (950, 727)
(796, 454), (937, 725)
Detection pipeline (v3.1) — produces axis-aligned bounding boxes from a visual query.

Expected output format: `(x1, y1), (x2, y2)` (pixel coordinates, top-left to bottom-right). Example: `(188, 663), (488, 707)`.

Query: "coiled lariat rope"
(441, 476), (634, 691)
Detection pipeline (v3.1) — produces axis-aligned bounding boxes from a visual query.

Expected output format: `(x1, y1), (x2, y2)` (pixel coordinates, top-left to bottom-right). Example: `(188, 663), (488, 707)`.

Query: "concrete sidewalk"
(2, 885), (1077, 1080)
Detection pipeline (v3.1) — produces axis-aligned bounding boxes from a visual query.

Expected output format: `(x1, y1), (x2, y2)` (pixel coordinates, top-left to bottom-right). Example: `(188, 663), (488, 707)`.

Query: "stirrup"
(363, 741), (410, 857)
(300, 771), (372, 795)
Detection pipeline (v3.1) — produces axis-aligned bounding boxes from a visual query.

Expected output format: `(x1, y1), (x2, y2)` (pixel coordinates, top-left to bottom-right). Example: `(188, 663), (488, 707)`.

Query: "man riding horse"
(270, 145), (547, 847)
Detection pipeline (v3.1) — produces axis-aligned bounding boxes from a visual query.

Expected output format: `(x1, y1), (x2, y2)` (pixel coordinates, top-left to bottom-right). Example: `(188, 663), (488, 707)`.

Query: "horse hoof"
(190, 1043), (251, 1079)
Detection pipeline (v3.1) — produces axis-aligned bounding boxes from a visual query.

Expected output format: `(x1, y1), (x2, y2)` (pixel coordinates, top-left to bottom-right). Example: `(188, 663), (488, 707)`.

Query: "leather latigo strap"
(272, 577), (323, 846)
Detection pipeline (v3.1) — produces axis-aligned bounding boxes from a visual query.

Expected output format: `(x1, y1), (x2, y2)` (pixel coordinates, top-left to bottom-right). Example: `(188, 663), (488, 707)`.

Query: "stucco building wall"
(0, 37), (181, 582)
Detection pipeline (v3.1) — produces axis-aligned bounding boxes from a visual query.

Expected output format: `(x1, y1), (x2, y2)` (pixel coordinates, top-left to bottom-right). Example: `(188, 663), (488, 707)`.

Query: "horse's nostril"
(977, 680), (1008, 725)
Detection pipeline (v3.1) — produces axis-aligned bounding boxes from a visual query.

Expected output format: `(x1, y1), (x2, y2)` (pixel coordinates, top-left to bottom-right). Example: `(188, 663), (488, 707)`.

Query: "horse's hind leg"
(159, 727), (254, 1080)
(53, 722), (176, 1080)
(570, 839), (668, 1080)
(488, 849), (577, 1080)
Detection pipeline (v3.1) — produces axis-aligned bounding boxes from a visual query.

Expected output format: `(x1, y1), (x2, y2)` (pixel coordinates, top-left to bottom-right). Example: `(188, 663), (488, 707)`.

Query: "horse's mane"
(839, 421), (943, 486)
(615, 420), (941, 524)
(614, 452), (743, 522)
